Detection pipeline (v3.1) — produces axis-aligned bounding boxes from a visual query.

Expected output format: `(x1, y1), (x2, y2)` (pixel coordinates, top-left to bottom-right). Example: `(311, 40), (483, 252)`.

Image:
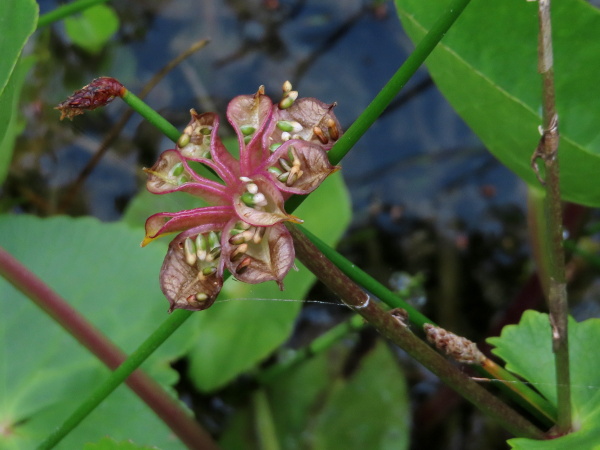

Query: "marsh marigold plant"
(142, 83), (342, 312)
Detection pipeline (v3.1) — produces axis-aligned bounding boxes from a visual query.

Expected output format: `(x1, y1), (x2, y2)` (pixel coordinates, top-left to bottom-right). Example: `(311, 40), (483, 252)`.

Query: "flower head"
(143, 83), (341, 312)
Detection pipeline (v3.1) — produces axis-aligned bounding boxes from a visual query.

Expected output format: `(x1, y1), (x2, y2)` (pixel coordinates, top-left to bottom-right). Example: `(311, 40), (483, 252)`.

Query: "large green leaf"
(220, 340), (410, 450)
(487, 311), (600, 448)
(64, 4), (119, 54)
(0, 0), (37, 97)
(396, 0), (600, 206)
(0, 215), (202, 449)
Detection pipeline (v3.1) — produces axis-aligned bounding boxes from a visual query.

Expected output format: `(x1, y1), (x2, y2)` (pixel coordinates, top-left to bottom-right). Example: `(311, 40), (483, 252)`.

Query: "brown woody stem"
(531, 0), (571, 433)
(287, 224), (544, 439)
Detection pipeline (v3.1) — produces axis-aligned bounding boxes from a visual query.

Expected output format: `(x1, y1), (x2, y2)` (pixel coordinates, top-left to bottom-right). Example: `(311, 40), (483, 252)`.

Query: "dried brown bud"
(55, 77), (125, 120)
(423, 324), (485, 365)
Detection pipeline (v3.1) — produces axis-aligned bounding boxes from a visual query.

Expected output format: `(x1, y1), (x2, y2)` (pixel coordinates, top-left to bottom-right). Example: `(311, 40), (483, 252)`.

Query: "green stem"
(252, 389), (281, 450)
(37, 0), (110, 29)
(121, 90), (181, 142)
(288, 224), (544, 439)
(256, 314), (366, 385)
(38, 309), (195, 450)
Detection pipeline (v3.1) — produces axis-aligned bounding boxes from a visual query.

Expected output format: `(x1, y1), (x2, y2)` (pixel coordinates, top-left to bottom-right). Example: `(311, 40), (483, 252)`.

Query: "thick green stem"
(37, 0), (110, 29)
(287, 224), (544, 439)
(532, 0), (571, 433)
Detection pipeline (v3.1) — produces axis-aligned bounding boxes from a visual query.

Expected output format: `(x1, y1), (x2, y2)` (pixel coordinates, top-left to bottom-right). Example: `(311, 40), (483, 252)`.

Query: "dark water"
(32, 0), (523, 228)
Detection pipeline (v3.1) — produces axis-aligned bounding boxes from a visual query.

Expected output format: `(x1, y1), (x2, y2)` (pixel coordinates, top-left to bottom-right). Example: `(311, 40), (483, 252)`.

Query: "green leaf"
(64, 4), (119, 54)
(395, 0), (600, 206)
(487, 311), (600, 448)
(0, 0), (37, 97)
(0, 215), (200, 449)
(0, 56), (35, 185)
(186, 172), (352, 391)
(220, 340), (410, 450)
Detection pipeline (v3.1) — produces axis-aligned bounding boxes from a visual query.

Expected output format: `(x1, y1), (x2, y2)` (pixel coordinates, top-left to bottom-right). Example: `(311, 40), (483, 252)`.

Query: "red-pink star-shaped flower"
(142, 84), (341, 312)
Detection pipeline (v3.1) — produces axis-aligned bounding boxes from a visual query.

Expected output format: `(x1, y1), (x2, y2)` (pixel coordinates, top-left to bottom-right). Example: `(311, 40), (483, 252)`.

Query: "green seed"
(171, 163), (184, 177)
(279, 158), (292, 172)
(268, 166), (283, 176)
(279, 96), (295, 109)
(240, 125), (256, 136)
(208, 231), (220, 249)
(195, 292), (209, 301)
(276, 120), (294, 132)
(229, 233), (247, 245)
(244, 135), (252, 144)
(277, 172), (290, 183)
(241, 192), (255, 206)
(177, 133), (190, 148)
(200, 127), (211, 135)
(269, 142), (282, 152)
(202, 267), (217, 277)
(184, 238), (197, 266)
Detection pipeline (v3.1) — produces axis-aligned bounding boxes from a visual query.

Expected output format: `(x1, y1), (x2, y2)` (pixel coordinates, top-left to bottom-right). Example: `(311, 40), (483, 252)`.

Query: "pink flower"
(142, 84), (341, 312)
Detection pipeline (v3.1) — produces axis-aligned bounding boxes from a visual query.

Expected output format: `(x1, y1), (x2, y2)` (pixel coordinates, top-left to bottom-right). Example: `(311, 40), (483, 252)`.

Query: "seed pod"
(313, 126), (328, 144)
(236, 257), (252, 274)
(327, 118), (339, 140)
